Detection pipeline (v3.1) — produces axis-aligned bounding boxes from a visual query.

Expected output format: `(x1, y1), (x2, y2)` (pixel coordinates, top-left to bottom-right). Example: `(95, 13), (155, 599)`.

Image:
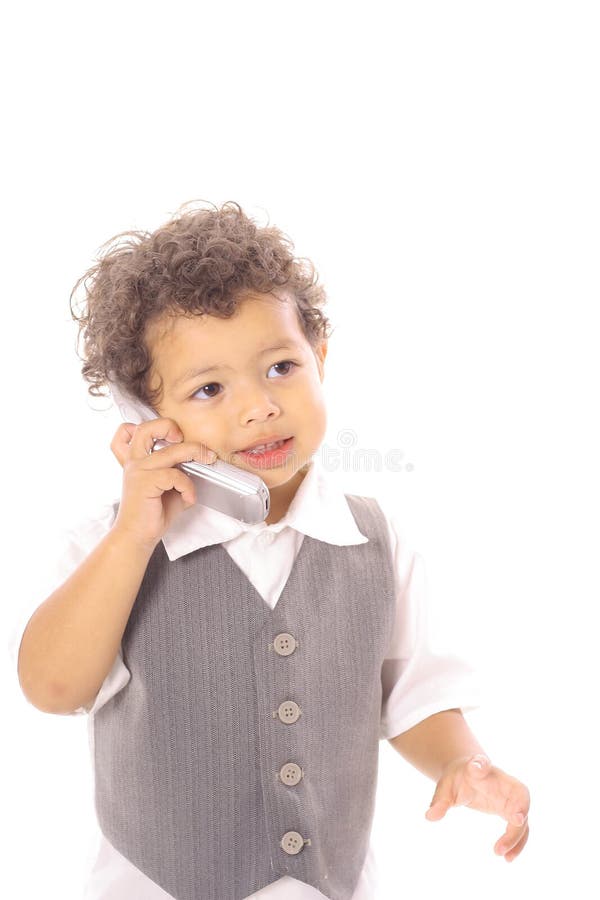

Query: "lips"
(237, 435), (292, 453)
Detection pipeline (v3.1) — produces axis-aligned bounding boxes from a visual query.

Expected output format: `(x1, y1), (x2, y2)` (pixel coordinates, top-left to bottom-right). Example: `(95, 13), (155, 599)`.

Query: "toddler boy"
(13, 201), (530, 900)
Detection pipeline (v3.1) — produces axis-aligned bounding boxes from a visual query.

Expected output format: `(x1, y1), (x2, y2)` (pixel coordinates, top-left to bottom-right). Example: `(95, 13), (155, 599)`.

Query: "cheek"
(303, 385), (327, 433)
(182, 416), (220, 446)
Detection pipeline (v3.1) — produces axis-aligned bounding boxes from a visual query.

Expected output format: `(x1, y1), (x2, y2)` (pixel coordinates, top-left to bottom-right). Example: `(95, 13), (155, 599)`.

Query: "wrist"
(109, 524), (158, 558)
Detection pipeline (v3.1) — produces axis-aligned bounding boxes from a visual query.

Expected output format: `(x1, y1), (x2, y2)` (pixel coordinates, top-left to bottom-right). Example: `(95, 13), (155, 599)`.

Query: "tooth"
(248, 439), (284, 453)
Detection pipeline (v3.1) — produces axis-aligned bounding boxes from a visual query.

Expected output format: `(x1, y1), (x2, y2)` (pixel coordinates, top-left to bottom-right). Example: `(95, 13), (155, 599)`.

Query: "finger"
(495, 821), (529, 860)
(142, 464), (198, 507)
(504, 823), (529, 862)
(425, 799), (453, 821)
(510, 810), (528, 827)
(502, 786), (530, 829)
(145, 440), (218, 467)
(171, 468), (198, 507)
(494, 818), (528, 856)
(110, 423), (139, 466)
(128, 419), (184, 460)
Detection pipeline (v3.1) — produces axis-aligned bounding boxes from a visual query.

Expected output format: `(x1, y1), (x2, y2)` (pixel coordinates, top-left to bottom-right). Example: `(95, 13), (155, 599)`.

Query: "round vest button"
(281, 830), (305, 855)
(277, 700), (301, 723)
(279, 762), (303, 785)
(273, 633), (297, 656)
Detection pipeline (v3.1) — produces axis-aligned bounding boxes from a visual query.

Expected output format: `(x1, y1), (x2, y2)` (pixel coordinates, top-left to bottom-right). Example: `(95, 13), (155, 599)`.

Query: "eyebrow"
(172, 343), (301, 389)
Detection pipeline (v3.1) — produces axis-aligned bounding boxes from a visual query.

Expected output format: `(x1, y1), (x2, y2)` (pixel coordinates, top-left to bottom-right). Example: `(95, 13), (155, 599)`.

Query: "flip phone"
(109, 381), (270, 524)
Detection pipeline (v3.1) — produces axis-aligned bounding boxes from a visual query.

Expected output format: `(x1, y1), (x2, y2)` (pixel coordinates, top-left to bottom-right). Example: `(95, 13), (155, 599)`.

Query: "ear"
(314, 339), (328, 382)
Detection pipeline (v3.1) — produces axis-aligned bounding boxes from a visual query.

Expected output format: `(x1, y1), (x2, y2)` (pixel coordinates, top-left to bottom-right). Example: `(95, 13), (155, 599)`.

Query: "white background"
(3, 1), (599, 897)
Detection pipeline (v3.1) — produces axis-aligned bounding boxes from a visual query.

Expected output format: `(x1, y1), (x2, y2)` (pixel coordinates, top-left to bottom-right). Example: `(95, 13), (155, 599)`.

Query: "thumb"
(425, 786), (453, 822)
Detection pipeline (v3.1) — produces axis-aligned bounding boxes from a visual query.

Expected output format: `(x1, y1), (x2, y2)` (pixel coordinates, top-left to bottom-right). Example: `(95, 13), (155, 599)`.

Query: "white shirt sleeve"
(8, 499), (131, 716)
(379, 509), (483, 740)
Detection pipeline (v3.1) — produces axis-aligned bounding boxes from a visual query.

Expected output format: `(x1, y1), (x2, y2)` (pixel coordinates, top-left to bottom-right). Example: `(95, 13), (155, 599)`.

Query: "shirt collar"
(160, 453), (369, 561)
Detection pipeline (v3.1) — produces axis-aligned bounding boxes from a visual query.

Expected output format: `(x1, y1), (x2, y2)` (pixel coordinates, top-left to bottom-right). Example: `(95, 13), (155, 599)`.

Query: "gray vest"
(94, 494), (396, 900)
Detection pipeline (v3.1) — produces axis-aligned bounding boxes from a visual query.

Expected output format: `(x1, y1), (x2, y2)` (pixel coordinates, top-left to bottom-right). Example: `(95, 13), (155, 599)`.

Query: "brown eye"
(192, 382), (221, 400)
(269, 360), (296, 377)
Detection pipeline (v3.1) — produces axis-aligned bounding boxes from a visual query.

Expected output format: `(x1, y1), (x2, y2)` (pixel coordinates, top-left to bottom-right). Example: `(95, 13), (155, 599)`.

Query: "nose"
(238, 384), (281, 426)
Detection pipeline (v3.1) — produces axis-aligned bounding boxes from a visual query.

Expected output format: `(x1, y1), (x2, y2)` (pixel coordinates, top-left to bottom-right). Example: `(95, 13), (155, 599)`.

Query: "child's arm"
(17, 527), (155, 715)
(388, 707), (486, 781)
(18, 415), (216, 716)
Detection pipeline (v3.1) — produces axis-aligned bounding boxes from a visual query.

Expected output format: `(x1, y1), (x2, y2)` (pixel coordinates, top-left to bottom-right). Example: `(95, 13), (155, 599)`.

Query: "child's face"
(145, 291), (328, 522)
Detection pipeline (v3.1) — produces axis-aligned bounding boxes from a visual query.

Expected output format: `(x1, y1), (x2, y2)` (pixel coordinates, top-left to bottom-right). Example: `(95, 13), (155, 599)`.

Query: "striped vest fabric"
(93, 494), (396, 900)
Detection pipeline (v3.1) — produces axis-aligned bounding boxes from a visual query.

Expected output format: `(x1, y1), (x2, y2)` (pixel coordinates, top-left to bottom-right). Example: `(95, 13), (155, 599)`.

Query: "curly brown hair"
(70, 199), (333, 409)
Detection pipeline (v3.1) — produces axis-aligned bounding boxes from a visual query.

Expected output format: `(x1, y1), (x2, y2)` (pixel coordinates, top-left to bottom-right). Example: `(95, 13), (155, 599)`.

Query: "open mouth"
(239, 436), (293, 454)
(235, 436), (295, 467)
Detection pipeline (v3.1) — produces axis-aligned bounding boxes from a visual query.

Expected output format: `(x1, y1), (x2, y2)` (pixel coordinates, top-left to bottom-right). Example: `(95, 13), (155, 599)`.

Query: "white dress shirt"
(9, 455), (482, 900)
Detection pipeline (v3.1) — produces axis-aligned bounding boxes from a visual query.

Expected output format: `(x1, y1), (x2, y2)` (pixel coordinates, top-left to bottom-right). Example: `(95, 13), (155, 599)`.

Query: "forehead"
(146, 291), (306, 369)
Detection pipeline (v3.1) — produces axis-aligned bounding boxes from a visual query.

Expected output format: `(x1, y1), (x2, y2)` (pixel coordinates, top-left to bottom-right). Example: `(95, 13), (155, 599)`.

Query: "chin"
(263, 460), (306, 483)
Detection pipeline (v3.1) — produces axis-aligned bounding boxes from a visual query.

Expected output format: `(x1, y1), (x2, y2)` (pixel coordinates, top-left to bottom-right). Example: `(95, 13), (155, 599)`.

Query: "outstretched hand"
(425, 754), (530, 862)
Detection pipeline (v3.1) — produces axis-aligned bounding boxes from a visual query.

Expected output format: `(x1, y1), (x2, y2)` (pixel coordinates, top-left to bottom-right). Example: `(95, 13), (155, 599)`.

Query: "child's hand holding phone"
(110, 418), (218, 550)
(107, 380), (270, 529)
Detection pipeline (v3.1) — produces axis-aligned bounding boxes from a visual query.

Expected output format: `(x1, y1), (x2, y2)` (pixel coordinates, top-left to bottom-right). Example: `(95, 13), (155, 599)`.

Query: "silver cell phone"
(109, 381), (270, 524)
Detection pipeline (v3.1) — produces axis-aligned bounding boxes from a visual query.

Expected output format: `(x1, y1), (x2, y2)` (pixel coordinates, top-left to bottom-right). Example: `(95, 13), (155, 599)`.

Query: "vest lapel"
(215, 532), (311, 613)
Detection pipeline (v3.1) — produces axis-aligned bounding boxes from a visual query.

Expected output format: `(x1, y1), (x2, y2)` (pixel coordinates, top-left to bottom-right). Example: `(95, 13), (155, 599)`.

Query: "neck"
(264, 463), (310, 525)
